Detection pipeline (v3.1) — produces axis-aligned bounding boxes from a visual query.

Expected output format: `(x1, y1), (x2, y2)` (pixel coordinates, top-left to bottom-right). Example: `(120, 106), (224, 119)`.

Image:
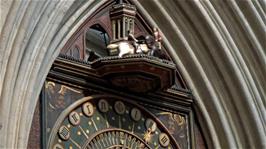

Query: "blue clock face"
(48, 95), (180, 149)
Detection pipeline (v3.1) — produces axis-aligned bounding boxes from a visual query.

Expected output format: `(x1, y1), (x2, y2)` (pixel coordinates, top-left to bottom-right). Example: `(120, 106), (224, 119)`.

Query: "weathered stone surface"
(0, 0), (265, 149)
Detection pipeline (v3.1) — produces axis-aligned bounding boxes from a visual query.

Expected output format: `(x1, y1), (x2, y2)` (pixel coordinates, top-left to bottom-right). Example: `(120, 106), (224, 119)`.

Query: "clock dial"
(48, 95), (180, 149)
(83, 128), (151, 149)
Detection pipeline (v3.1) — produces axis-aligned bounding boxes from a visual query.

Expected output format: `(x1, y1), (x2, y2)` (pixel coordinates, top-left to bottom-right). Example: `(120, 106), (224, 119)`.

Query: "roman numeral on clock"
(159, 133), (170, 147)
(58, 125), (70, 141)
(69, 111), (80, 126)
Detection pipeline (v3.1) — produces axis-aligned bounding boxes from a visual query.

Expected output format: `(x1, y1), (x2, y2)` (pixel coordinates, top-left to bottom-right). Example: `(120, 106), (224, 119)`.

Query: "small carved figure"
(128, 32), (138, 43)
(87, 51), (100, 62)
(147, 27), (166, 58)
(153, 27), (162, 49)
(136, 43), (149, 54)
(107, 27), (165, 58)
(145, 35), (155, 49)
(128, 32), (139, 51)
(144, 35), (159, 56)
(128, 32), (149, 54)
(107, 42), (135, 57)
(117, 42), (135, 57)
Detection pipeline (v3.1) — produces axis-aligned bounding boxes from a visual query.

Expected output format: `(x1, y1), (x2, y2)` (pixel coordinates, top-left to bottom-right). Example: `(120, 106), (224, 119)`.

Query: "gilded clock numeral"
(98, 99), (109, 113)
(159, 133), (170, 147)
(119, 131), (125, 145)
(124, 133), (128, 146)
(130, 137), (136, 148)
(128, 135), (132, 147)
(82, 102), (94, 117)
(145, 118), (157, 132)
(69, 111), (80, 126)
(58, 125), (70, 141)
(131, 108), (141, 121)
(114, 101), (125, 115)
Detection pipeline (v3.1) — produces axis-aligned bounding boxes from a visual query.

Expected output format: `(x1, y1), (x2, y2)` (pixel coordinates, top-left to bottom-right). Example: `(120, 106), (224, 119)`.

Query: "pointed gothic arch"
(28, 1), (201, 148)
(0, 0), (265, 149)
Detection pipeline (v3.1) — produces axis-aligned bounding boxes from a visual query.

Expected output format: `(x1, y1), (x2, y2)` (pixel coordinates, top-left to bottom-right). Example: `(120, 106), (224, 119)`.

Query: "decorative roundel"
(114, 101), (126, 115)
(98, 99), (109, 113)
(82, 102), (94, 117)
(145, 118), (157, 132)
(131, 107), (142, 121)
(58, 125), (70, 141)
(159, 133), (170, 147)
(68, 111), (80, 126)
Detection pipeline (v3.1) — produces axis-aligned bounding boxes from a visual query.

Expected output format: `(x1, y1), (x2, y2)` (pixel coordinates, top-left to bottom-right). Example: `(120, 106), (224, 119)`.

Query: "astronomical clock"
(28, 0), (206, 149)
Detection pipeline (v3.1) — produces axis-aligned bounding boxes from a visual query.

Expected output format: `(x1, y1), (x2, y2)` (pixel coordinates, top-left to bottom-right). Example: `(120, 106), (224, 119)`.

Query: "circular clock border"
(47, 94), (181, 149)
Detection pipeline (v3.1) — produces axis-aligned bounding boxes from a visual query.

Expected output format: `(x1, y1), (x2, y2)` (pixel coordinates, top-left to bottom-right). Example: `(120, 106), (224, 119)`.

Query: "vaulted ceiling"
(0, 0), (265, 148)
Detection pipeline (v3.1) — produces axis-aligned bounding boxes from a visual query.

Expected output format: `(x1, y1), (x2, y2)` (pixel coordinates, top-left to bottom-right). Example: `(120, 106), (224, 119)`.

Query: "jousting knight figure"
(106, 0), (164, 58)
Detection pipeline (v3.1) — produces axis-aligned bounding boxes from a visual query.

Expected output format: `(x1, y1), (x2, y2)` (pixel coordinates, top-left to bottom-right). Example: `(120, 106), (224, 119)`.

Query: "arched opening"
(85, 24), (110, 61)
(2, 0), (264, 149)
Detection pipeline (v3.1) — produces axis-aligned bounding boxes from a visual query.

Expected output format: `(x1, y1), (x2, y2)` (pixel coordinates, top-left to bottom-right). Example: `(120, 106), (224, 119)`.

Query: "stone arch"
(0, 0), (265, 149)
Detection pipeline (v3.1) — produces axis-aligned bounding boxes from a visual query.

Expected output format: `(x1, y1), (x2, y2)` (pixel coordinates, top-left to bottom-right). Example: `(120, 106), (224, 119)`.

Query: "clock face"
(48, 95), (180, 149)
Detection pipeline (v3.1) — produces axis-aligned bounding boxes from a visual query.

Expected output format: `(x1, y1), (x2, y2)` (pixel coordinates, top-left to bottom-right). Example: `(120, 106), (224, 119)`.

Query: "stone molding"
(0, 0), (265, 148)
